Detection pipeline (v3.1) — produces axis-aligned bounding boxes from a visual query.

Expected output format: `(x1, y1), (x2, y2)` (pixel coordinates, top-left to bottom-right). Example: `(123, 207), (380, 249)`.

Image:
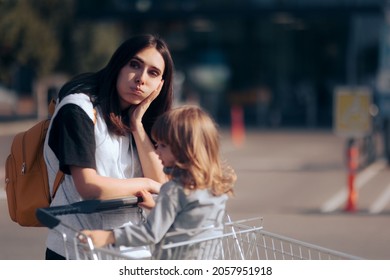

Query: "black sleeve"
(48, 104), (96, 174)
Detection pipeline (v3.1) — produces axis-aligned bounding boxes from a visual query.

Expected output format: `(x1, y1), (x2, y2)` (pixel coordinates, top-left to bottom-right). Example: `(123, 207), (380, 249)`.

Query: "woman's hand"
(129, 80), (164, 130)
(137, 189), (156, 209)
(80, 230), (115, 248)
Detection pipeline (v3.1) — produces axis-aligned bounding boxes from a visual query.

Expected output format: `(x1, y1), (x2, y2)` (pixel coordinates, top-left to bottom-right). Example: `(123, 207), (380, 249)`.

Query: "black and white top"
(43, 93), (148, 259)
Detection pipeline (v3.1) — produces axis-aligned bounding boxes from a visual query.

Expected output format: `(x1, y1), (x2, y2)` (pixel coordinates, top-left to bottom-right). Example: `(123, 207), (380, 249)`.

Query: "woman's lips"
(130, 87), (144, 95)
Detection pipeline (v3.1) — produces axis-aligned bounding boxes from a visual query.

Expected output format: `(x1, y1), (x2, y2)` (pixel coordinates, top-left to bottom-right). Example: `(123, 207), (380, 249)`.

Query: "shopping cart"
(36, 198), (362, 260)
(155, 217), (363, 260)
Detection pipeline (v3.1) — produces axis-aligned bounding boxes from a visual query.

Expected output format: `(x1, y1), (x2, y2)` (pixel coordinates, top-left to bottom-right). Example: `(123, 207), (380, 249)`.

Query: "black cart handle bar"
(36, 196), (142, 229)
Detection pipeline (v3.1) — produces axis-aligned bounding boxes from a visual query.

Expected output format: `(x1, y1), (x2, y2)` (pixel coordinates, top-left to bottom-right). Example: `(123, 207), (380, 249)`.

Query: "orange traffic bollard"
(230, 105), (245, 147)
(345, 139), (359, 212)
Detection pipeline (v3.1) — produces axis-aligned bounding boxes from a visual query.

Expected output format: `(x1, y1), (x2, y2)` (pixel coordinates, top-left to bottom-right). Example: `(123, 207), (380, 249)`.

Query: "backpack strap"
(51, 171), (64, 201)
(48, 98), (56, 116)
(48, 98), (63, 201)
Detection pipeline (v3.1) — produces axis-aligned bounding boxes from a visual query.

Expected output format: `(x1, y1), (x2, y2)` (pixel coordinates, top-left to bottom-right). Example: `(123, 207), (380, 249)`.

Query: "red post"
(231, 105), (245, 147)
(345, 139), (359, 212)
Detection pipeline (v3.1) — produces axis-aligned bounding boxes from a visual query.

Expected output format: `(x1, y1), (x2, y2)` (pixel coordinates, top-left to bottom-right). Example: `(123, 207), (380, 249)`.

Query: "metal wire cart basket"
(36, 198), (362, 260)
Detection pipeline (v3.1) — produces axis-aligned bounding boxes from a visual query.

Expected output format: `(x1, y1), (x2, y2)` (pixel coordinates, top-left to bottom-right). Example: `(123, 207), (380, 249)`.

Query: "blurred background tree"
(0, 0), (60, 84)
(72, 22), (123, 73)
(0, 0), (122, 86)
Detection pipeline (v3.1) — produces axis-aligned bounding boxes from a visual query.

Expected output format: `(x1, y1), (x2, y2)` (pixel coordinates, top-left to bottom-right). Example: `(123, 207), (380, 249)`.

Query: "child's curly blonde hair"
(151, 105), (236, 196)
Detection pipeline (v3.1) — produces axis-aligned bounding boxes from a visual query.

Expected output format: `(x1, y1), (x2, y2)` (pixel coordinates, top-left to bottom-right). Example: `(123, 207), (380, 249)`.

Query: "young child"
(81, 105), (237, 259)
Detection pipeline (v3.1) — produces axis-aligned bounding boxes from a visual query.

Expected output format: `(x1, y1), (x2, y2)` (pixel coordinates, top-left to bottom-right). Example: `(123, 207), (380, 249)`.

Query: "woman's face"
(117, 46), (165, 110)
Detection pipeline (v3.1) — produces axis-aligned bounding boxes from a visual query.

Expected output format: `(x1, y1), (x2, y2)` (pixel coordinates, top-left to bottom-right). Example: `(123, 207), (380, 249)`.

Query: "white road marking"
(321, 159), (387, 213)
(369, 183), (390, 214)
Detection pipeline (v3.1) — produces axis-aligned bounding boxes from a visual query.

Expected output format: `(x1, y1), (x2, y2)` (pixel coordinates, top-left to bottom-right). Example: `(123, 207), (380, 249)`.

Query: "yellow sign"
(334, 86), (372, 137)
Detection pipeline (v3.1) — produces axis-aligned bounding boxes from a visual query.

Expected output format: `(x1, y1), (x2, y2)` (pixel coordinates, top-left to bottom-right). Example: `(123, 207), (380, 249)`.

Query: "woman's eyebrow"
(132, 55), (163, 74)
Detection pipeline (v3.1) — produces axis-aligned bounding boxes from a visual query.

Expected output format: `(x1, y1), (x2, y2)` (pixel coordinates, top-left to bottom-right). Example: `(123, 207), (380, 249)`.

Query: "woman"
(43, 34), (174, 259)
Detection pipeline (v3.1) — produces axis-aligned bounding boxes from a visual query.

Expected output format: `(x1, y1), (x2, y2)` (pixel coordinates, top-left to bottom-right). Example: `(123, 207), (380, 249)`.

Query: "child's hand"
(80, 230), (115, 248)
(137, 189), (156, 209)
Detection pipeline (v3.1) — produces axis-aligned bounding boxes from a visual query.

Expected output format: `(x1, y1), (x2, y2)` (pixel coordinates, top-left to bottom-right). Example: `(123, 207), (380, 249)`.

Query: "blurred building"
(75, 0), (385, 128)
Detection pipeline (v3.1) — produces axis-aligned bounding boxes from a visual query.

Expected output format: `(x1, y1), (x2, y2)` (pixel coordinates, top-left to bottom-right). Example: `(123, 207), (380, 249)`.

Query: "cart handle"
(36, 196), (142, 229)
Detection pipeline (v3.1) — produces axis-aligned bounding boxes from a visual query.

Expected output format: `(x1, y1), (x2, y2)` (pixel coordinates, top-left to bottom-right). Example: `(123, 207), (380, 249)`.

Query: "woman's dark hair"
(58, 34), (174, 137)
